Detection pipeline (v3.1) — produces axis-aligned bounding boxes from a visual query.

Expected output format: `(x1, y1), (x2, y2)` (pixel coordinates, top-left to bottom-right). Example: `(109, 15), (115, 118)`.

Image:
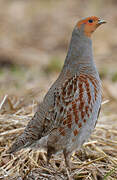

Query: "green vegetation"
(99, 68), (108, 79)
(44, 56), (63, 74)
(103, 166), (117, 180)
(112, 72), (117, 82)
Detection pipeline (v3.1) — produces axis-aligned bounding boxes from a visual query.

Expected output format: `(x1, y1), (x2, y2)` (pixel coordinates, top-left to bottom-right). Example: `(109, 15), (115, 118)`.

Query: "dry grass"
(0, 96), (117, 180)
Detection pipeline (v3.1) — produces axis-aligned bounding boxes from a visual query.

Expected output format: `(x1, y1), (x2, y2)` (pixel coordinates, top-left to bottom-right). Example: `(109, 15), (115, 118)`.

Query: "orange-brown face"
(77, 16), (106, 37)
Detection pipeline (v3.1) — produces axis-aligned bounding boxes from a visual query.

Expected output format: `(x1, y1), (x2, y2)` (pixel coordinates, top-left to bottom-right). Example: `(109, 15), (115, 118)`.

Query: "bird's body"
(8, 16), (106, 168)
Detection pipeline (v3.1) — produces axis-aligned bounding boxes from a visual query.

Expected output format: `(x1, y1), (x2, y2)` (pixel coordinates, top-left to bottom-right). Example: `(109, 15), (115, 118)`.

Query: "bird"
(7, 16), (106, 169)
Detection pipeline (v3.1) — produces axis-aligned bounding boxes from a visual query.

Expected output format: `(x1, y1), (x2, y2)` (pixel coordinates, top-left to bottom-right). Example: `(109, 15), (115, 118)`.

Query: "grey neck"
(61, 27), (98, 76)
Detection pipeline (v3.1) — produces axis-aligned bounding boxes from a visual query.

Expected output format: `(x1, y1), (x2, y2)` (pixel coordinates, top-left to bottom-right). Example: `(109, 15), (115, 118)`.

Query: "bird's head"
(77, 16), (106, 37)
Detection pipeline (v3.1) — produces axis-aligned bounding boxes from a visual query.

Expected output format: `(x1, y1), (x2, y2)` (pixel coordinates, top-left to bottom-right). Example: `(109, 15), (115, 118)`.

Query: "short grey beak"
(98, 19), (106, 25)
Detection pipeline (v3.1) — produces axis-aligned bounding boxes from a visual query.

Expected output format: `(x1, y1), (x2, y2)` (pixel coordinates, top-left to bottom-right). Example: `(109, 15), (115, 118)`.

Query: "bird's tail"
(7, 133), (32, 153)
(7, 106), (46, 154)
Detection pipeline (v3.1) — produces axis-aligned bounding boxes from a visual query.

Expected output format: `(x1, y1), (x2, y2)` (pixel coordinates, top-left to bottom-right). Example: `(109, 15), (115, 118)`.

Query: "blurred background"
(0, 0), (117, 115)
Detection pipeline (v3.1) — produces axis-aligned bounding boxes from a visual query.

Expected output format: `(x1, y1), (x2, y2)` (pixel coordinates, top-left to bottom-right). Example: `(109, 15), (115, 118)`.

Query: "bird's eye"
(88, 19), (93, 23)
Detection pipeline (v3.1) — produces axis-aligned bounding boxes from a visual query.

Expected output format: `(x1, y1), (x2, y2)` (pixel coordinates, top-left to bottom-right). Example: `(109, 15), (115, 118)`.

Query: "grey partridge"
(7, 16), (106, 168)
